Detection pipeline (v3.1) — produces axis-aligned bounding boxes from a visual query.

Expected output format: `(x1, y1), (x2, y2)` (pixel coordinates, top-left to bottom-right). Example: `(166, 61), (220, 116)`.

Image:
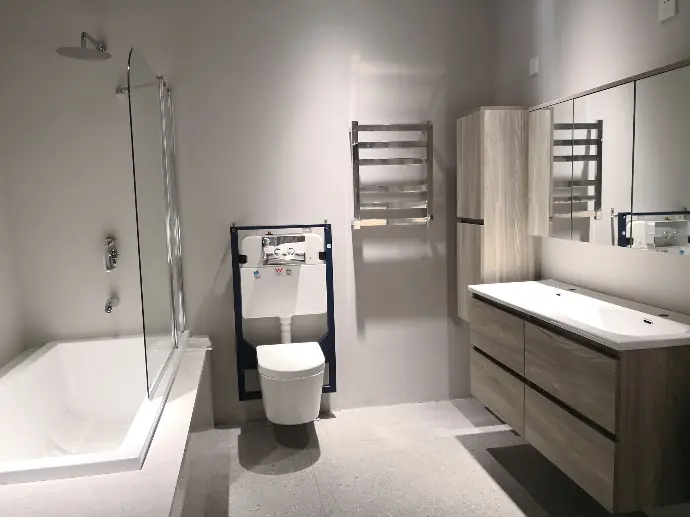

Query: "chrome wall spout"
(105, 295), (120, 314)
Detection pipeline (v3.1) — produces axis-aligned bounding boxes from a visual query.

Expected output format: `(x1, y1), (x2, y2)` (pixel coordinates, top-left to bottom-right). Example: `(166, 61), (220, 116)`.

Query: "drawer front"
(471, 349), (524, 435)
(525, 387), (615, 511)
(469, 298), (525, 375)
(525, 323), (617, 434)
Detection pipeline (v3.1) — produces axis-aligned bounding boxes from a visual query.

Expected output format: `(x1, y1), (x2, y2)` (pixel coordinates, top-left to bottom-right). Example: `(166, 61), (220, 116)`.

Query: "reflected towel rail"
(552, 119), (603, 219)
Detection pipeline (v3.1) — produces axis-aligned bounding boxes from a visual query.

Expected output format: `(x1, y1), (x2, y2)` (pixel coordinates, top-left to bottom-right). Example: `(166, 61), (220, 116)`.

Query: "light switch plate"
(529, 57), (539, 76)
(659, 0), (678, 22)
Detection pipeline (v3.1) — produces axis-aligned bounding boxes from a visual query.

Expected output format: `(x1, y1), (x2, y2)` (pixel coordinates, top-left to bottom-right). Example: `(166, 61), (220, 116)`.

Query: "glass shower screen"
(127, 48), (175, 395)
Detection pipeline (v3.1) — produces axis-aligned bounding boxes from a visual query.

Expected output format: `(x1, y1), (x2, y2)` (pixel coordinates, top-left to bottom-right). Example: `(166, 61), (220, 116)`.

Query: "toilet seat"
(257, 342), (325, 380)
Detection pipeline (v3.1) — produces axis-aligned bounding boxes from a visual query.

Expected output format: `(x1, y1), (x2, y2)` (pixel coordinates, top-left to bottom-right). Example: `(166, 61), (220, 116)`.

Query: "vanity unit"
(468, 281), (690, 513)
(456, 108), (536, 320)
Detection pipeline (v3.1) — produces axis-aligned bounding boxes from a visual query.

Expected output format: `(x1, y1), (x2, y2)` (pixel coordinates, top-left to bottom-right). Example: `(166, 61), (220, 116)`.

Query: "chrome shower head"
(56, 32), (111, 61)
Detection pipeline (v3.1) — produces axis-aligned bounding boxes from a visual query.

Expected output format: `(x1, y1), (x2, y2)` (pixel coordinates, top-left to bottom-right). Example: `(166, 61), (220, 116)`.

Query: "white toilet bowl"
(257, 342), (325, 425)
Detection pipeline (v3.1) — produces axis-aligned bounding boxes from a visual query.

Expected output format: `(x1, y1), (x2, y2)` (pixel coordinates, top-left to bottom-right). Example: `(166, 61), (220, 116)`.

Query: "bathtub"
(0, 335), (182, 484)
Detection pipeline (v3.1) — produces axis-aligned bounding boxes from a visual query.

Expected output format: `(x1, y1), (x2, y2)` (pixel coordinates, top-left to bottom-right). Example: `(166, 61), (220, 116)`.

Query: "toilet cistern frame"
(230, 223), (337, 401)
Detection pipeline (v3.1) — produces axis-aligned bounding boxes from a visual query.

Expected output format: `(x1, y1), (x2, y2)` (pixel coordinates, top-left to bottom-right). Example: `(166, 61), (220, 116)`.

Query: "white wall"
(496, 0), (690, 315)
(0, 0), (500, 423)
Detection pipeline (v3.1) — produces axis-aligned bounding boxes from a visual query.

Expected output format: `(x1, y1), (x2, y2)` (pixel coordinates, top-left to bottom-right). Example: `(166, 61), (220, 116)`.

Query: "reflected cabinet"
(528, 61), (690, 255)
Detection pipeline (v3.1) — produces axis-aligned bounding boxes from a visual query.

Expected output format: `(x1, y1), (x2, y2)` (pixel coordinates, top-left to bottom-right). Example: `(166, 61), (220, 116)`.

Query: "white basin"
(468, 280), (690, 350)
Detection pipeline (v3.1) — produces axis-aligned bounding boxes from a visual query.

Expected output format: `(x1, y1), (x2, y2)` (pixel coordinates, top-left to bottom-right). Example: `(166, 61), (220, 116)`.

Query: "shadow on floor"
(238, 422), (321, 475)
(178, 430), (232, 517)
(457, 433), (644, 517)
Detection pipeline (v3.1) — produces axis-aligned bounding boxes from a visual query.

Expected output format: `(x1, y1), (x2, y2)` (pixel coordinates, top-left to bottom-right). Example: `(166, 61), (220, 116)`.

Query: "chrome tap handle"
(104, 237), (118, 272)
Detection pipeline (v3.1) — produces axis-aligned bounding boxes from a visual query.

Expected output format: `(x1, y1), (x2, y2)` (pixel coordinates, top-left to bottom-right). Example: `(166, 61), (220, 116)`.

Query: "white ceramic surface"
(0, 335), (183, 484)
(469, 280), (690, 350)
(259, 369), (325, 426)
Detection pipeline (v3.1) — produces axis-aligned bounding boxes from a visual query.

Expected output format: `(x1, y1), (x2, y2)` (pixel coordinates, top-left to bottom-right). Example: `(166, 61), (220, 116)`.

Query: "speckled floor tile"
(227, 424), (324, 516)
(311, 434), (528, 517)
(229, 468), (323, 517)
(181, 399), (648, 517)
(314, 398), (509, 451)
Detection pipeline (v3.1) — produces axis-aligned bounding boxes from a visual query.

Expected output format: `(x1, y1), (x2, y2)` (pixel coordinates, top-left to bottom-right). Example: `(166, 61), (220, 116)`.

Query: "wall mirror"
(528, 60), (690, 256)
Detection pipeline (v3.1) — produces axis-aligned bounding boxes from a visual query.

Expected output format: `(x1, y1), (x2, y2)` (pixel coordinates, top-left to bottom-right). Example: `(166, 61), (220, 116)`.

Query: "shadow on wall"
(349, 139), (454, 334)
(188, 236), (261, 423)
(456, 432), (645, 517)
(351, 225), (443, 334)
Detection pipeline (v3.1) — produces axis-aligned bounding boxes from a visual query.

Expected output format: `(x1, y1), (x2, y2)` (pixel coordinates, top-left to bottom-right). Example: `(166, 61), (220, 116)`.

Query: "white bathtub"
(0, 335), (182, 484)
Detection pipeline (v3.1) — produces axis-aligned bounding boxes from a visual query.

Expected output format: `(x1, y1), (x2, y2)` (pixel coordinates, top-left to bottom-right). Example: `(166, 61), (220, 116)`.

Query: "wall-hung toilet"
(239, 231), (329, 425)
(257, 342), (325, 425)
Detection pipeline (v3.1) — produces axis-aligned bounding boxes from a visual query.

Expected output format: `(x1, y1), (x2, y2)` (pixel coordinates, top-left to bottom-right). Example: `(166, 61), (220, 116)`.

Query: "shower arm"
(81, 32), (107, 52)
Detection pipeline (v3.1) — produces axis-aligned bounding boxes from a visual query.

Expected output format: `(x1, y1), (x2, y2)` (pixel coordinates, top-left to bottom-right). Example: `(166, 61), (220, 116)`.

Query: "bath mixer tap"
(104, 237), (118, 272)
(105, 296), (120, 314)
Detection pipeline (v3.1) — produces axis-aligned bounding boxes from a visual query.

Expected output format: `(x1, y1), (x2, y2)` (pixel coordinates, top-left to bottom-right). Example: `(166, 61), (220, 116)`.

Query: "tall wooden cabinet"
(457, 108), (536, 320)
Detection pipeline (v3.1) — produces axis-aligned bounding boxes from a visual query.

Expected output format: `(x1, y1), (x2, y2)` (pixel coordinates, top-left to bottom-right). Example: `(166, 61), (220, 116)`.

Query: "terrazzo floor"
(177, 398), (650, 517)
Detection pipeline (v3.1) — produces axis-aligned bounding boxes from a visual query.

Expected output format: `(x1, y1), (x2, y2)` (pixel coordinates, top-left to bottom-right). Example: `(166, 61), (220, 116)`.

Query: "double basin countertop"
(469, 280), (690, 352)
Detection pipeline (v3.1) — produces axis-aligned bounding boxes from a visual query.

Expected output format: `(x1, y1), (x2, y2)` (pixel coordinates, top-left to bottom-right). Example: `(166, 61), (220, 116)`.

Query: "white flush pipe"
(279, 317), (292, 344)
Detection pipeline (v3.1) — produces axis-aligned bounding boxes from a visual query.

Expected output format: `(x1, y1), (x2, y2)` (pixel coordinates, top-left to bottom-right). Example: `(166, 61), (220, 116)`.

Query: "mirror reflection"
(549, 100), (575, 240)
(529, 62), (689, 256)
(572, 83), (634, 246)
(631, 65), (690, 255)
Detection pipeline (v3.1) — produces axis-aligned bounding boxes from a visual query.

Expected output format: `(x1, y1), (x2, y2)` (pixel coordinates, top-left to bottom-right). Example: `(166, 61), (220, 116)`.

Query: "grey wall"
(496, 0), (690, 315)
(0, 5), (145, 349)
(0, 170), (23, 368)
(168, 0), (498, 423)
(633, 64), (690, 214)
(128, 51), (175, 338)
(0, 0), (500, 423)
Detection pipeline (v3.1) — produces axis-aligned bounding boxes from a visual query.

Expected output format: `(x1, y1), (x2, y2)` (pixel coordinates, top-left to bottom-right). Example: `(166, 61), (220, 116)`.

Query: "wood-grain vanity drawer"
(525, 386), (615, 511)
(525, 323), (617, 434)
(469, 298), (525, 375)
(470, 349), (524, 435)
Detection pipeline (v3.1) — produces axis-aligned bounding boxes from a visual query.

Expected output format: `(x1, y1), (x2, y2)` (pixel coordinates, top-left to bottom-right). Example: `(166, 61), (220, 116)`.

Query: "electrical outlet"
(529, 57), (539, 76)
(659, 0), (678, 22)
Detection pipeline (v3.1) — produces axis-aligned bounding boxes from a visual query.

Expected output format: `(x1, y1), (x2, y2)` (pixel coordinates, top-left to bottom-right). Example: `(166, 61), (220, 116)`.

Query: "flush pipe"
(279, 317), (292, 344)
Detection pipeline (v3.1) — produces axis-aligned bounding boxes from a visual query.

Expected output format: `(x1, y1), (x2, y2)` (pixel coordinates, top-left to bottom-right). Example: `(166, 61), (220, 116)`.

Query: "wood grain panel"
(457, 223), (483, 321)
(615, 346), (690, 512)
(469, 298), (524, 375)
(525, 386), (615, 511)
(525, 323), (617, 434)
(457, 112), (483, 219)
(527, 109), (553, 237)
(471, 349), (524, 435)
(482, 109), (536, 284)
